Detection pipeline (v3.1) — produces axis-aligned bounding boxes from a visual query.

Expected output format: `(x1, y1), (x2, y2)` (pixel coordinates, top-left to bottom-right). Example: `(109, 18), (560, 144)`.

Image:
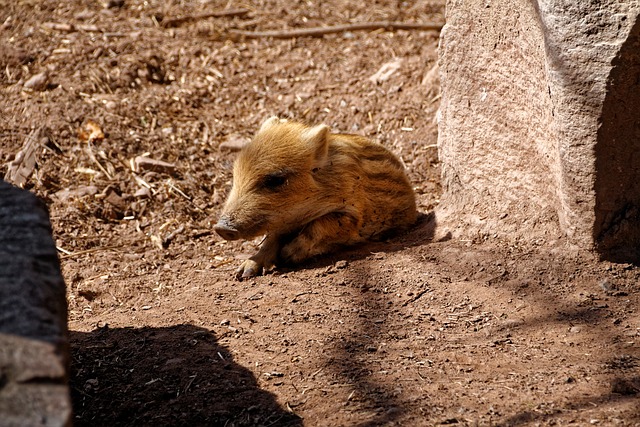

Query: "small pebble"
(23, 71), (49, 91)
(335, 260), (348, 269)
(600, 279), (612, 293)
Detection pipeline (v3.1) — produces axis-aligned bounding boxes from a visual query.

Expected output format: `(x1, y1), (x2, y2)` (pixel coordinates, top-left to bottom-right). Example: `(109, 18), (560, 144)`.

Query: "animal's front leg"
(280, 212), (361, 264)
(236, 234), (280, 280)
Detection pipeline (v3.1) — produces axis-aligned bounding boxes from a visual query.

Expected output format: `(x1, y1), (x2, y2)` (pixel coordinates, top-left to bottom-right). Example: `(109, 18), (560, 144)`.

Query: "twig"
(402, 288), (430, 307)
(229, 21), (443, 39)
(162, 8), (249, 27)
(86, 141), (113, 180)
(291, 291), (318, 303)
(166, 180), (191, 201)
(247, 291), (263, 301)
(4, 127), (43, 188)
(166, 180), (206, 211)
(164, 224), (185, 245)
(183, 374), (197, 394)
(58, 245), (121, 259)
(56, 245), (72, 256)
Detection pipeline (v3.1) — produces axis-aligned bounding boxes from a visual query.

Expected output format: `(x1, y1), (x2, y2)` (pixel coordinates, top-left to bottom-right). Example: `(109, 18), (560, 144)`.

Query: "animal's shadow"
(69, 324), (301, 427)
(272, 210), (445, 274)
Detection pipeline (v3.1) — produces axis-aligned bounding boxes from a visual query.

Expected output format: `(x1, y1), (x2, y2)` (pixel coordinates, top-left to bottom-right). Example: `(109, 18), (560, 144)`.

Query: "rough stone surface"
(0, 181), (71, 427)
(0, 334), (70, 427)
(437, 0), (640, 259)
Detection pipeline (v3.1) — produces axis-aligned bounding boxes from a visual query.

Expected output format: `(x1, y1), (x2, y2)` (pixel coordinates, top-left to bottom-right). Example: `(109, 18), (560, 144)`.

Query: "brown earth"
(2, 1), (640, 426)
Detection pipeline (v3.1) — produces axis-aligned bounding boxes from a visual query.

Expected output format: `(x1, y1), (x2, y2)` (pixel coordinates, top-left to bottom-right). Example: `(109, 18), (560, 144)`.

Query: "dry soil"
(1, 1), (640, 426)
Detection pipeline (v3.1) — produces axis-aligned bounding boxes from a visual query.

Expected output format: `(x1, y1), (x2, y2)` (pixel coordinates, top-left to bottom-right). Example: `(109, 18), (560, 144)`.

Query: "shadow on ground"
(320, 259), (428, 426)
(284, 211), (440, 275)
(322, 287), (413, 427)
(70, 325), (301, 427)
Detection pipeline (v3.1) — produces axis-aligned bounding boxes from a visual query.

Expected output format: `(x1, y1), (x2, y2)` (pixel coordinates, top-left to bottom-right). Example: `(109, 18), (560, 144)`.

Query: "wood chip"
(4, 128), (43, 188)
(134, 156), (177, 174)
(78, 120), (105, 143)
(23, 71), (50, 91)
(162, 8), (249, 28)
(134, 187), (151, 198)
(42, 22), (74, 32)
(369, 58), (403, 84)
(219, 133), (250, 151)
(104, 189), (127, 211)
(54, 185), (99, 201)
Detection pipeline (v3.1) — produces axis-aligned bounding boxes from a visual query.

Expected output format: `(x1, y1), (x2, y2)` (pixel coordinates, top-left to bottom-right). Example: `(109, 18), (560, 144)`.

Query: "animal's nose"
(214, 218), (240, 241)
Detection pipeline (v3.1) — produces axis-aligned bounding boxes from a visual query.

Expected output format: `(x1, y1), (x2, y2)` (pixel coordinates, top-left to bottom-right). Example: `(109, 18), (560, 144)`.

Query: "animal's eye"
(262, 173), (287, 190)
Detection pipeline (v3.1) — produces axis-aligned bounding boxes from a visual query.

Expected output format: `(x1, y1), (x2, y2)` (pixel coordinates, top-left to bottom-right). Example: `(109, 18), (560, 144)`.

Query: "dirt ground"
(2, 1), (640, 426)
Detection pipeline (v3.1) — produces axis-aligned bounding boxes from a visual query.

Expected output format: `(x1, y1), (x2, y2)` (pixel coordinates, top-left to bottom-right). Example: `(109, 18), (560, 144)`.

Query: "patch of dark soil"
(70, 325), (301, 426)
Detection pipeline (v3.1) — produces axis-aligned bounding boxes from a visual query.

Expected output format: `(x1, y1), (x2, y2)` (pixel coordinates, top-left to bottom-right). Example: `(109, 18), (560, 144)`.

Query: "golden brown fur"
(214, 116), (417, 279)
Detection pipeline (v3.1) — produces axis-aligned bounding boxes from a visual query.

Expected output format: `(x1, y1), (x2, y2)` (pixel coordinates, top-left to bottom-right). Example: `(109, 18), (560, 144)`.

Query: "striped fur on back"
(214, 117), (417, 279)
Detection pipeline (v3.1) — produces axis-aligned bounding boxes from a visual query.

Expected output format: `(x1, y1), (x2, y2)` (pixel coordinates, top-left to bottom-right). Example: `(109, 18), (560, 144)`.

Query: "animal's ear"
(258, 116), (282, 134)
(301, 123), (330, 166)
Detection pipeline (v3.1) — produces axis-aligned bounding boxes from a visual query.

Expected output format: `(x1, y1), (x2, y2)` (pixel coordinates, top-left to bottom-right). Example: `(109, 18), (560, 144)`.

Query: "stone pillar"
(437, 0), (640, 259)
(0, 181), (71, 427)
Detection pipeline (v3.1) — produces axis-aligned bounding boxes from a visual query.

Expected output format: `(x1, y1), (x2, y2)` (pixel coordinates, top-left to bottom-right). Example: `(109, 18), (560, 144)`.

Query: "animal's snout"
(214, 218), (241, 241)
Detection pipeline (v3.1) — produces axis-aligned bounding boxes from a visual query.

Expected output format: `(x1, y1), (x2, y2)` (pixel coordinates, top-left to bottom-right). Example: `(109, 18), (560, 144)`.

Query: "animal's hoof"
(236, 259), (263, 280)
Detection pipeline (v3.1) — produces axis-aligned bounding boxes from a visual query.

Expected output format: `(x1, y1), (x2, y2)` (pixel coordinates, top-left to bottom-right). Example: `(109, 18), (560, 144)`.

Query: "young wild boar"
(214, 116), (417, 279)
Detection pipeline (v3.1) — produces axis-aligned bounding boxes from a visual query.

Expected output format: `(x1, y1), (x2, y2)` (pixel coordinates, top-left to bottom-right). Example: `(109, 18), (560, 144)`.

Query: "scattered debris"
(133, 156), (177, 175)
(229, 21), (443, 39)
(23, 70), (50, 91)
(54, 185), (99, 202)
(42, 22), (74, 32)
(611, 378), (640, 395)
(369, 58), (403, 84)
(401, 288), (431, 307)
(164, 224), (185, 246)
(422, 62), (440, 96)
(4, 128), (43, 188)
(57, 245), (121, 260)
(264, 371), (284, 379)
(162, 8), (249, 28)
(335, 260), (348, 269)
(134, 186), (151, 198)
(104, 187), (127, 212)
(219, 133), (250, 152)
(78, 120), (105, 143)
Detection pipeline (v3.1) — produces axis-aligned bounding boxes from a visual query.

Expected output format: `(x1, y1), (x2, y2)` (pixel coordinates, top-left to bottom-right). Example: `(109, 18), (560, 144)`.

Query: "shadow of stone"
(315, 219), (437, 426)
(321, 272), (412, 427)
(69, 325), (301, 427)
(595, 14), (640, 263)
(494, 389), (639, 427)
(405, 241), (640, 425)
